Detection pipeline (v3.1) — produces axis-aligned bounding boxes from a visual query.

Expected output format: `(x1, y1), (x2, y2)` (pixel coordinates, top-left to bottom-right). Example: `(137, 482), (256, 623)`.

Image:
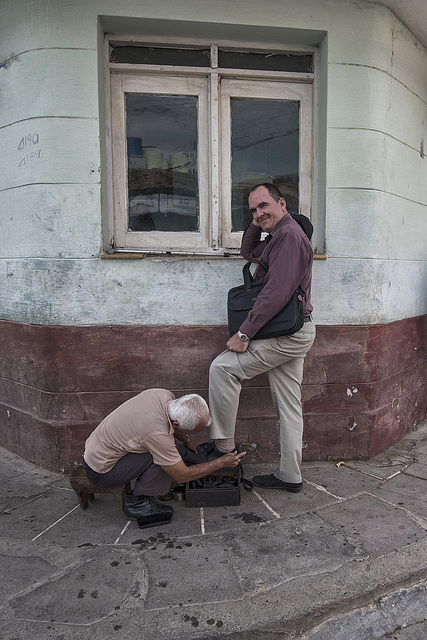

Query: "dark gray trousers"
(83, 451), (174, 497)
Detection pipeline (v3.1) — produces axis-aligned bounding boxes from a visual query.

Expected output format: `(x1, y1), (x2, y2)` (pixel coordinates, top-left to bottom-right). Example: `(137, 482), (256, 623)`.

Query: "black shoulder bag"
(227, 258), (305, 339)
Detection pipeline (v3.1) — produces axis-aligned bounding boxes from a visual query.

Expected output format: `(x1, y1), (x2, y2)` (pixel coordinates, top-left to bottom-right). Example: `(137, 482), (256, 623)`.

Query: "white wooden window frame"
(109, 42), (314, 254)
(110, 73), (210, 251)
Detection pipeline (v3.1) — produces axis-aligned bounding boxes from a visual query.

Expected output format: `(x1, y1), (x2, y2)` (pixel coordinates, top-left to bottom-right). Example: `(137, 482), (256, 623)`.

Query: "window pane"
(126, 94), (199, 232)
(230, 98), (299, 231)
(111, 45), (210, 66)
(219, 50), (312, 73)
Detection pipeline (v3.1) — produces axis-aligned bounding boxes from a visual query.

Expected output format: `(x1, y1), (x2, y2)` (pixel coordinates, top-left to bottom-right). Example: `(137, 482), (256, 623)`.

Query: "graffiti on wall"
(18, 133), (41, 167)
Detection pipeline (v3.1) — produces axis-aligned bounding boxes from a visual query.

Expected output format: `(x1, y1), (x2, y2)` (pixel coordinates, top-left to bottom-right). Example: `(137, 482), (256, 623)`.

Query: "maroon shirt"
(239, 213), (313, 338)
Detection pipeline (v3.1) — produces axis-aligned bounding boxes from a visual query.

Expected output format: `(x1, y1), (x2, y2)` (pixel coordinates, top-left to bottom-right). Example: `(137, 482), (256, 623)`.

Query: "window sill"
(101, 250), (327, 259)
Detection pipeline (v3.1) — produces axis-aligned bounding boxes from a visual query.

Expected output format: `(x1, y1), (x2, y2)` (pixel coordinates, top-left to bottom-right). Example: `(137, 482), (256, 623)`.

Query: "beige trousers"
(208, 322), (316, 483)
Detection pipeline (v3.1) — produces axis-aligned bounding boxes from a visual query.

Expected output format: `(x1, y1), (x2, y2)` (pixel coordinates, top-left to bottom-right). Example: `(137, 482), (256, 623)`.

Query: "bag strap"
(242, 257), (267, 290)
(238, 463), (253, 491)
(242, 258), (305, 299)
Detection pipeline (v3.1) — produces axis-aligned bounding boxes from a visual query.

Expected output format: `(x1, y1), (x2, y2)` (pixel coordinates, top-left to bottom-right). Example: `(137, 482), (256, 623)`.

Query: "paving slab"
(0, 538), (82, 607)
(404, 458), (427, 481)
(142, 538), (243, 609)
(251, 479), (342, 518)
(344, 457), (413, 480)
(9, 545), (145, 625)
(316, 492), (427, 558)
(222, 513), (365, 592)
(303, 463), (382, 497)
(6, 489), (80, 542)
(376, 473), (427, 522)
(0, 474), (51, 513)
(344, 428), (420, 480)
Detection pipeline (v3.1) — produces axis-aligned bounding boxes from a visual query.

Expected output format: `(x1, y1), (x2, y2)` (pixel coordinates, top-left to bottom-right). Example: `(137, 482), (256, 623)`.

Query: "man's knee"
(209, 352), (227, 378)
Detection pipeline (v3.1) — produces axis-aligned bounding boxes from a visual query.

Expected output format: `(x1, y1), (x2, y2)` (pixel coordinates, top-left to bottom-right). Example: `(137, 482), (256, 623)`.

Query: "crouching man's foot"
(251, 474), (303, 493)
(124, 494), (174, 528)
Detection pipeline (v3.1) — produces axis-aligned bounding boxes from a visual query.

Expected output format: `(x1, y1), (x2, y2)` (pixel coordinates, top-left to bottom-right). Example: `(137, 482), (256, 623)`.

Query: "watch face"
(239, 333), (249, 342)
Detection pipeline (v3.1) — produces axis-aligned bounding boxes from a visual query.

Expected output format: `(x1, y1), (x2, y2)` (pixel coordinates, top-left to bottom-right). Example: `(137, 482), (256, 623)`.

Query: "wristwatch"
(238, 330), (250, 342)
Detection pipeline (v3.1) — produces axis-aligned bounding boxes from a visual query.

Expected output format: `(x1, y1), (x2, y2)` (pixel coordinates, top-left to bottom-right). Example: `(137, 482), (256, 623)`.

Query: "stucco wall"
(0, 0), (426, 327)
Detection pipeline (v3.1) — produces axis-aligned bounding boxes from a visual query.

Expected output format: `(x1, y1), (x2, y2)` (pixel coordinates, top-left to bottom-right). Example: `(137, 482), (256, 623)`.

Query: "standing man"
(83, 389), (245, 529)
(198, 184), (315, 493)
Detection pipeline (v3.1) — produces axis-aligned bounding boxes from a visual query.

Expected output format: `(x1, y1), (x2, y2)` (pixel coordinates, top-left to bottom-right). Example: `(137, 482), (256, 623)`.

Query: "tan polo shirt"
(83, 388), (182, 473)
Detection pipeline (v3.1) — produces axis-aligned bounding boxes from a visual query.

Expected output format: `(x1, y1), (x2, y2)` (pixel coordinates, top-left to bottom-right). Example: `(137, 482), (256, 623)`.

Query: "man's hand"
(227, 333), (249, 353)
(219, 450), (246, 468)
(163, 451), (246, 483)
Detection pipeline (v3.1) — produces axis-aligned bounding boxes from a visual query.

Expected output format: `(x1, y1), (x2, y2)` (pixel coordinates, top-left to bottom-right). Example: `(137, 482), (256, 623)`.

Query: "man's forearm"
(163, 452), (245, 484)
(241, 222), (263, 259)
(179, 457), (228, 482)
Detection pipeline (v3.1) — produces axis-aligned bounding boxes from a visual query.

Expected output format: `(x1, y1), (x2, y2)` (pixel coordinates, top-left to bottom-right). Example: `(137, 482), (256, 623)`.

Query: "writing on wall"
(18, 133), (41, 167)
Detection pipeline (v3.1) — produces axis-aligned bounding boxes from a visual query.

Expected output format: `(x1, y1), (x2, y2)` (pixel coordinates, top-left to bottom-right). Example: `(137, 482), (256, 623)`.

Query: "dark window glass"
(219, 50), (312, 73)
(230, 98), (299, 231)
(126, 94), (199, 232)
(110, 45), (211, 66)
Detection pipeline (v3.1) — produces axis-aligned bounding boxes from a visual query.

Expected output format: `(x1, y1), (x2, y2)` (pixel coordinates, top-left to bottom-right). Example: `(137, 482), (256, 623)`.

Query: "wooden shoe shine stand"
(69, 466), (131, 511)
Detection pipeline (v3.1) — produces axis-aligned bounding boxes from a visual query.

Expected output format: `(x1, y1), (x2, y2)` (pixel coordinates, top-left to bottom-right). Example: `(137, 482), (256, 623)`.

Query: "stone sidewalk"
(1, 421), (427, 639)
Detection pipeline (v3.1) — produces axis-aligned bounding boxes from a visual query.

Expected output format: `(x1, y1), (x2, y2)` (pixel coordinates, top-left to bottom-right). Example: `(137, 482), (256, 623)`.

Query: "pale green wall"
(0, 0), (426, 325)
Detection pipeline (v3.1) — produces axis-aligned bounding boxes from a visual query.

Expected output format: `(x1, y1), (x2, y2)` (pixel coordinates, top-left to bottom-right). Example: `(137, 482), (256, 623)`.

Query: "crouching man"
(83, 388), (245, 529)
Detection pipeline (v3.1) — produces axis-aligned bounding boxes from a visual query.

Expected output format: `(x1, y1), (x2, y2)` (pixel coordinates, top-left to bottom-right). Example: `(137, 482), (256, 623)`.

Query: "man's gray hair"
(168, 394), (211, 432)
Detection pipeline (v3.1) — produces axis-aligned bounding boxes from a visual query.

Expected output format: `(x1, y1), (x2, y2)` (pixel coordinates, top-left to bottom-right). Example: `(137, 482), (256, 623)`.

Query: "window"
(109, 42), (314, 253)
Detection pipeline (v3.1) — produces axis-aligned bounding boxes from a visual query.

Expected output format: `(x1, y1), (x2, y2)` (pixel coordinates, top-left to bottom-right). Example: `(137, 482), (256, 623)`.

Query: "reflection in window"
(230, 98), (299, 231)
(126, 94), (199, 232)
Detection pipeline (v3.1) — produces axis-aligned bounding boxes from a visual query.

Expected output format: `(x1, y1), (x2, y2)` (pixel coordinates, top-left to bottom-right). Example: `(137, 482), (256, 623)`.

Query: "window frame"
(219, 78), (313, 249)
(107, 39), (315, 255)
(110, 72), (210, 250)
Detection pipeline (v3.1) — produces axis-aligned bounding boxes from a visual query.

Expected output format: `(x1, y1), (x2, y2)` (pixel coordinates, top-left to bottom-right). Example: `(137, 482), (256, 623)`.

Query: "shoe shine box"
(185, 467), (241, 507)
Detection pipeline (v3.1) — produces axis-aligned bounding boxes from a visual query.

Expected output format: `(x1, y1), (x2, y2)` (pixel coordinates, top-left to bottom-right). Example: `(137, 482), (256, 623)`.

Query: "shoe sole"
(137, 515), (173, 529)
(125, 509), (174, 521)
(252, 480), (302, 493)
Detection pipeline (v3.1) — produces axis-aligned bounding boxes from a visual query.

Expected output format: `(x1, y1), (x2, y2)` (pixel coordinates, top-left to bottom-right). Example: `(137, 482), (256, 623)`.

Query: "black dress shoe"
(251, 474), (303, 493)
(136, 497), (174, 529)
(124, 494), (174, 525)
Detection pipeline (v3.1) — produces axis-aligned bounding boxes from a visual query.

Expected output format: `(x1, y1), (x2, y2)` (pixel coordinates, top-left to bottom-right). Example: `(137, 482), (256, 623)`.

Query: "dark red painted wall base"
(1, 317), (426, 473)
